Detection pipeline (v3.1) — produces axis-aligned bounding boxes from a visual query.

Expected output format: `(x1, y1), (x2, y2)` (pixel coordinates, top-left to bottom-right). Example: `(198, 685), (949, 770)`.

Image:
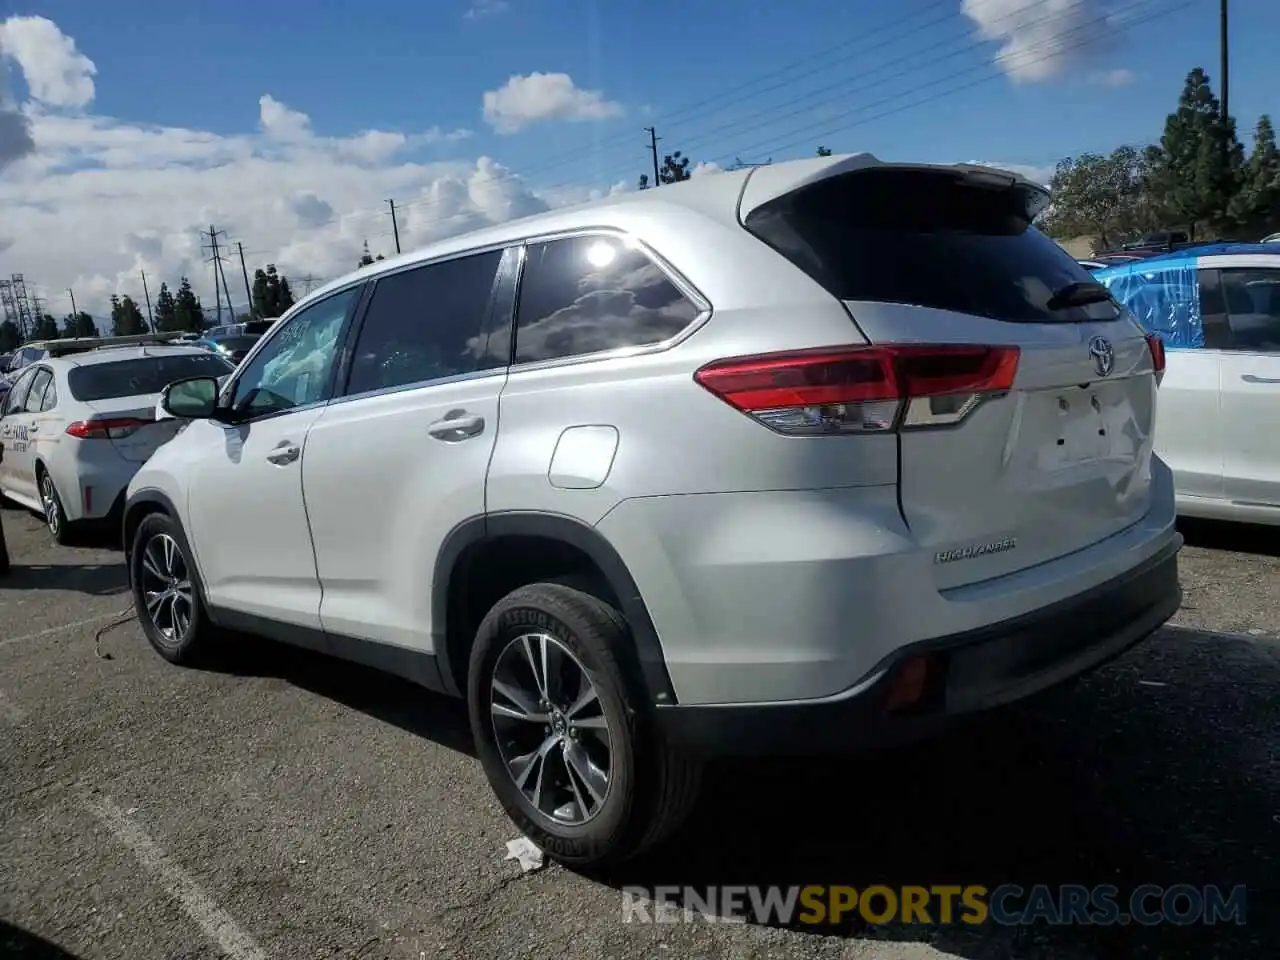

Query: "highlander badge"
(935, 538), (1018, 564)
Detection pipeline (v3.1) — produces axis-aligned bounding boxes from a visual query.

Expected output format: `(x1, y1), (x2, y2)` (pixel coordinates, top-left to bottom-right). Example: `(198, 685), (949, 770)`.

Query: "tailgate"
(740, 159), (1163, 587)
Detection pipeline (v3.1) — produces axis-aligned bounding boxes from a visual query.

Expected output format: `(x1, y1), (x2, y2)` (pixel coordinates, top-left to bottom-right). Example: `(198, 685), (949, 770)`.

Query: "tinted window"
(212, 336), (260, 352)
(2, 369), (36, 415)
(23, 368), (52, 412)
(229, 286), (358, 416)
(346, 250), (503, 395)
(510, 235), (699, 364)
(39, 374), (58, 411)
(744, 169), (1119, 323)
(1221, 268), (1280, 352)
(68, 354), (234, 402)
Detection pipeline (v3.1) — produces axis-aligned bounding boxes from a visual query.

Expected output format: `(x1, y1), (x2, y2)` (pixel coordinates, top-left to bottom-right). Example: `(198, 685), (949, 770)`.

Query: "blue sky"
(13, 0), (1278, 182)
(0, 0), (1277, 316)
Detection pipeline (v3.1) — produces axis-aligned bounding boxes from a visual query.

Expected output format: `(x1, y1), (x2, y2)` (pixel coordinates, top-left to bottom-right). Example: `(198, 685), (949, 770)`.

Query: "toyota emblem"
(1088, 336), (1114, 377)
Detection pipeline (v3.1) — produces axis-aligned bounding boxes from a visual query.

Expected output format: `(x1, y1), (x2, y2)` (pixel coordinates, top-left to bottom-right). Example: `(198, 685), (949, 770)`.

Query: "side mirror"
(162, 376), (219, 419)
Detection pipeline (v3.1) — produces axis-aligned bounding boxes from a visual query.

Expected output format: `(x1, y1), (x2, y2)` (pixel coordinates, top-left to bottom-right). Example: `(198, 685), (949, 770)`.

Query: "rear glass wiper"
(1046, 281), (1113, 311)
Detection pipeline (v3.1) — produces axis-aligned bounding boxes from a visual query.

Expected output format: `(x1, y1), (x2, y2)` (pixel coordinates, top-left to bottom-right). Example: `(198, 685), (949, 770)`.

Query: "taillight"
(1145, 333), (1166, 374)
(66, 417), (152, 440)
(693, 344), (1019, 435)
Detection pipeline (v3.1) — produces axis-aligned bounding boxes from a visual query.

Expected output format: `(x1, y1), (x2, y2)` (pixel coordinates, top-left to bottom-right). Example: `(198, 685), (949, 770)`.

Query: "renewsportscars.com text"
(621, 884), (1247, 927)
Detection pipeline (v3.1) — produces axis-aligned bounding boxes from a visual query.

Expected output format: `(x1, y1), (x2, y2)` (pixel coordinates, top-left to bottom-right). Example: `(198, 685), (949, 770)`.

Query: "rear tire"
(37, 467), (76, 546)
(130, 512), (215, 665)
(468, 583), (701, 868)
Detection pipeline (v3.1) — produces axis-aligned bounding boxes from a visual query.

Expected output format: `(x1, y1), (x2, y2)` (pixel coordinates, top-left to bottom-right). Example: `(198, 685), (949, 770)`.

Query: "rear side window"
(68, 354), (235, 402)
(2, 369), (35, 414)
(23, 368), (52, 412)
(511, 235), (700, 363)
(345, 249), (504, 395)
(744, 169), (1118, 323)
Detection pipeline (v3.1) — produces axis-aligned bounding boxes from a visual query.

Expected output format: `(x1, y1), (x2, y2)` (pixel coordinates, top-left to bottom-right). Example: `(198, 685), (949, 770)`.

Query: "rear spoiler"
(41, 331), (188, 357)
(736, 153), (1052, 224)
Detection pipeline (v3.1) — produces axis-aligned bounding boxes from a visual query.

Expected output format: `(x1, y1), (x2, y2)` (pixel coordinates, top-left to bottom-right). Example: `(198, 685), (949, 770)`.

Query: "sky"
(0, 0), (1276, 320)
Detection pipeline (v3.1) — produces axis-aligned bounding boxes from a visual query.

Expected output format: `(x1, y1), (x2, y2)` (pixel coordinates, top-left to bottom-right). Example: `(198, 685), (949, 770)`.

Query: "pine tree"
(35, 314), (59, 339)
(1149, 67), (1244, 239)
(359, 241), (375, 267)
(153, 282), (179, 332)
(62, 311), (97, 337)
(173, 277), (205, 333)
(252, 264), (294, 318)
(1230, 114), (1280, 233)
(111, 295), (146, 336)
(0, 319), (18, 353)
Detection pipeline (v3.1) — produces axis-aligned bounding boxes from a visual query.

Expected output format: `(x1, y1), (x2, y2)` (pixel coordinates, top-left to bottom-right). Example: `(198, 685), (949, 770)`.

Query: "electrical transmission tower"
(0, 279), (18, 338)
(200, 225), (236, 325)
(10, 275), (36, 341)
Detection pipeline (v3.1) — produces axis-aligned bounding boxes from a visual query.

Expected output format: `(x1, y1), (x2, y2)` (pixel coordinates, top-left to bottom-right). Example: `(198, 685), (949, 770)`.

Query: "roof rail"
(39, 331), (188, 357)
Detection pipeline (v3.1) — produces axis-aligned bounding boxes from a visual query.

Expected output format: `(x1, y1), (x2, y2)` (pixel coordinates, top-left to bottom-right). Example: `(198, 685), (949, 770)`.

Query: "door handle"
(1241, 374), (1280, 384)
(427, 413), (485, 442)
(266, 442), (301, 465)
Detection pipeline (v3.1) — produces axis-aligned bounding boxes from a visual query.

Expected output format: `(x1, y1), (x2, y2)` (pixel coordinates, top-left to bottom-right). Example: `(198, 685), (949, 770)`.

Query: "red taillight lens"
(66, 417), (152, 440)
(1145, 333), (1166, 374)
(693, 344), (1019, 435)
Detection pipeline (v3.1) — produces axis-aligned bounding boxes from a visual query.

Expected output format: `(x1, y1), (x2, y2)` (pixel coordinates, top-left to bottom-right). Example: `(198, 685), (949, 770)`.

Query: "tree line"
(0, 264), (299, 352)
(1040, 67), (1280, 250)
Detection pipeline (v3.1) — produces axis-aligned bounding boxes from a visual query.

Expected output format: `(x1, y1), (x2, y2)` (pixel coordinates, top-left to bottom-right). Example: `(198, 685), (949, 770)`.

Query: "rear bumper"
(653, 534), (1182, 757)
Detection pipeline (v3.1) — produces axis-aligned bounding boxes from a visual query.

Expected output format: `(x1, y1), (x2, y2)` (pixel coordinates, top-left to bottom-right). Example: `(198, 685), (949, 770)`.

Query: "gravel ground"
(0, 504), (1276, 960)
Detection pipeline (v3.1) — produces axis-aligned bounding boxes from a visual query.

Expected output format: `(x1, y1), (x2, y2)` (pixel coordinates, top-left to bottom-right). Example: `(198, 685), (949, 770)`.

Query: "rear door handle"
(428, 413), (485, 442)
(1241, 374), (1280, 384)
(266, 442), (301, 465)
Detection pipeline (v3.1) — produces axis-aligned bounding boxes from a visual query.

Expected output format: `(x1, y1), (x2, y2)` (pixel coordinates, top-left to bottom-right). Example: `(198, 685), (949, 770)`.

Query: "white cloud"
(0, 15), (95, 108)
(482, 72), (623, 134)
(465, 0), (510, 18)
(0, 18), (590, 323)
(1092, 67), (1136, 88)
(690, 161), (723, 178)
(961, 0), (1115, 83)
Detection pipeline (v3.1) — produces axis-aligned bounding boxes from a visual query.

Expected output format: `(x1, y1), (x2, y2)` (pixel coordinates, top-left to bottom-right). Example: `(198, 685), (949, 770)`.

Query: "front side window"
(345, 250), (504, 396)
(510, 235), (700, 364)
(1220, 268), (1280, 352)
(23, 368), (52, 412)
(229, 286), (359, 416)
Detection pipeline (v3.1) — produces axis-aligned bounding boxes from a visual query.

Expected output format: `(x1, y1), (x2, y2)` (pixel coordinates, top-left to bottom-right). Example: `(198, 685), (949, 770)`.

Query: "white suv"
(124, 154), (1182, 867)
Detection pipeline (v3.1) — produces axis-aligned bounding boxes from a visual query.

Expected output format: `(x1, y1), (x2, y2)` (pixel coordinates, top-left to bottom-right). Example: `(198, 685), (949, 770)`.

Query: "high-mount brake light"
(693, 344), (1020, 435)
(66, 417), (152, 440)
(1144, 333), (1166, 375)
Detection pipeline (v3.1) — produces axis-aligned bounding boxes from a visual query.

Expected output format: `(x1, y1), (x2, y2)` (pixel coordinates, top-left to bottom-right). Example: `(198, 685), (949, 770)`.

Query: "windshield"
(68, 353), (234, 402)
(744, 168), (1120, 324)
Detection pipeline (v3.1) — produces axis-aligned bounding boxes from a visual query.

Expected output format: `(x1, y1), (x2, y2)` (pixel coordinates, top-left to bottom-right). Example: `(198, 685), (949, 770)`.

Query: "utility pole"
(1219, 0), (1229, 124)
(236, 242), (255, 318)
(388, 200), (402, 255)
(140, 270), (155, 332)
(67, 288), (77, 316)
(201, 225), (235, 324)
(643, 127), (662, 187)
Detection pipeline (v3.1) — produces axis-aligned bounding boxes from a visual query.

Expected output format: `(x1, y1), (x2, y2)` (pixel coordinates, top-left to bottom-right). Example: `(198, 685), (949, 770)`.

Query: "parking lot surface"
(1, 505), (1277, 960)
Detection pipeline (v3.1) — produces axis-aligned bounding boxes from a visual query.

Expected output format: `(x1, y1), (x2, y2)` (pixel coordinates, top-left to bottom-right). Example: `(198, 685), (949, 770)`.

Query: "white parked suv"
(124, 154), (1182, 866)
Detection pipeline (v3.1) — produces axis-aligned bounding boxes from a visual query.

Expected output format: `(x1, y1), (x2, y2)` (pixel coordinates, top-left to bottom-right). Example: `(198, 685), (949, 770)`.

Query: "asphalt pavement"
(1, 504), (1277, 960)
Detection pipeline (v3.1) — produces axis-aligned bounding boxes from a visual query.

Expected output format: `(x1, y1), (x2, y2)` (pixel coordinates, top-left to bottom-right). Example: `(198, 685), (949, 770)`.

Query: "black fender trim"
(432, 511), (678, 706)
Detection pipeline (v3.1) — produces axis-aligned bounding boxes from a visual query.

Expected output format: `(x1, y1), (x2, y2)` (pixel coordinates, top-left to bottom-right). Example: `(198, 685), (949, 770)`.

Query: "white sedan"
(0, 344), (234, 543)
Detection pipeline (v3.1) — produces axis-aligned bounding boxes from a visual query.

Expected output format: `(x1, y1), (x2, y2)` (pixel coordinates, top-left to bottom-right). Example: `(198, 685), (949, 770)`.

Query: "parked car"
(193, 333), (261, 365)
(1261, 232), (1280, 244)
(1094, 242), (1280, 525)
(0, 343), (234, 542)
(1078, 259), (1109, 272)
(123, 154), (1181, 867)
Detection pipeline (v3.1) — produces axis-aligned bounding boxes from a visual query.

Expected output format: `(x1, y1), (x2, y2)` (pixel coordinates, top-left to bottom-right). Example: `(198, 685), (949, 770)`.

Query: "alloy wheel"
(40, 474), (60, 536)
(490, 631), (614, 825)
(138, 533), (194, 643)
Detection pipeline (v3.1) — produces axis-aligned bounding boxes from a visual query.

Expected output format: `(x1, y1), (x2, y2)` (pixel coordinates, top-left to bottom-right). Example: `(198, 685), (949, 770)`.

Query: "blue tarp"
(1095, 258), (1203, 349)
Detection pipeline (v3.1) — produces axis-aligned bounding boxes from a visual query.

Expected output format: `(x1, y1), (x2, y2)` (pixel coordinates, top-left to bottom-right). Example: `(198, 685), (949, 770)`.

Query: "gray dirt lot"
(0, 506), (1277, 960)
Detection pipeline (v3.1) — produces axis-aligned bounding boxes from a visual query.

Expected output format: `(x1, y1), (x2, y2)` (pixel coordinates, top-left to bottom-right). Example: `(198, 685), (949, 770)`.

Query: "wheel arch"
(122, 488), (208, 598)
(433, 511), (678, 707)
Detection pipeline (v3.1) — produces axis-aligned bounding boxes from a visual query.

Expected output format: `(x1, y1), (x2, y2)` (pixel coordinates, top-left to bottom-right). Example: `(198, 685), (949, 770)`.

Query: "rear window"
(743, 169), (1119, 323)
(68, 353), (234, 402)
